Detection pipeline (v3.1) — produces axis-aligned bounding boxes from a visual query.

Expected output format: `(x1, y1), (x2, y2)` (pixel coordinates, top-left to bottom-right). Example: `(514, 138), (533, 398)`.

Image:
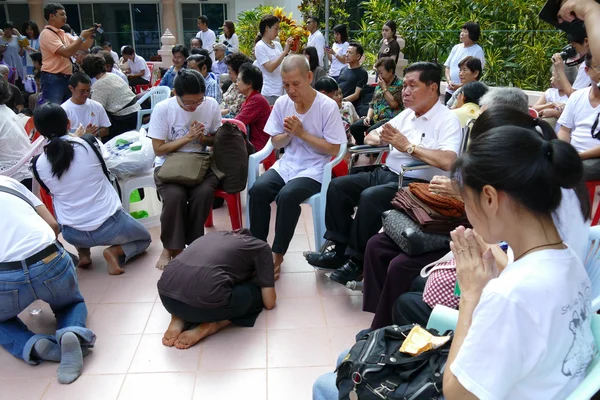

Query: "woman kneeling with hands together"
(443, 125), (596, 400)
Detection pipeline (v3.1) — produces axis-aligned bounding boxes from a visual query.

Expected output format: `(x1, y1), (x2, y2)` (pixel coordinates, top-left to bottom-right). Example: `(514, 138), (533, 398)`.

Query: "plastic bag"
(104, 128), (155, 178)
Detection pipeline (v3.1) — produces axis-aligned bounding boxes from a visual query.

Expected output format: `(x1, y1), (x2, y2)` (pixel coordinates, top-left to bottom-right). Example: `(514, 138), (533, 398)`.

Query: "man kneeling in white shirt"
(61, 72), (111, 139)
(248, 55), (347, 271)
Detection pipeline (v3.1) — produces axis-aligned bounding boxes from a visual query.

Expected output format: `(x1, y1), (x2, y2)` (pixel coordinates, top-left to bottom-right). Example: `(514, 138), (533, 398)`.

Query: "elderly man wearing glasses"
(148, 69), (222, 270)
(558, 52), (600, 180)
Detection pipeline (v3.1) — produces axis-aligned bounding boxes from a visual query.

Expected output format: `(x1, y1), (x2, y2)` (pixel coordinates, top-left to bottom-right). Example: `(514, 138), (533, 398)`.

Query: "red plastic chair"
(135, 84), (152, 94)
(528, 108), (539, 118)
(586, 181), (600, 226)
(205, 190), (243, 230)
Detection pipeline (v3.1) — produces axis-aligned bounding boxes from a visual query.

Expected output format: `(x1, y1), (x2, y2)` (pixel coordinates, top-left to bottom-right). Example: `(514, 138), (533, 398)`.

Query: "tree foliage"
(357, 0), (565, 90)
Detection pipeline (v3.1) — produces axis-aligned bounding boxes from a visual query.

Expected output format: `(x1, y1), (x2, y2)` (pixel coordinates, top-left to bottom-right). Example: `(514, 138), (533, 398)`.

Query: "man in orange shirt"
(39, 3), (97, 104)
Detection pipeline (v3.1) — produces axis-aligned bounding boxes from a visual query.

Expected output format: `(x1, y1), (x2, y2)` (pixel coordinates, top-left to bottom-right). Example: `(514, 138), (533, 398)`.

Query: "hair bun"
(547, 139), (583, 189)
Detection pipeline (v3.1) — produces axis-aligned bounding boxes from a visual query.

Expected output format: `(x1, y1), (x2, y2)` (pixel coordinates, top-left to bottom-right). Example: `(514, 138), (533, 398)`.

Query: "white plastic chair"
(136, 86), (171, 131)
(583, 225), (600, 312)
(117, 170), (161, 229)
(246, 139), (347, 250)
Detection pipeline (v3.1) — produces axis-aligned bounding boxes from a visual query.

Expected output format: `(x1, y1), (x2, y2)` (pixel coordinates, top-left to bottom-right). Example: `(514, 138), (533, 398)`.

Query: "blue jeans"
(0, 247), (95, 364)
(313, 350), (348, 400)
(62, 209), (151, 264)
(40, 71), (71, 104)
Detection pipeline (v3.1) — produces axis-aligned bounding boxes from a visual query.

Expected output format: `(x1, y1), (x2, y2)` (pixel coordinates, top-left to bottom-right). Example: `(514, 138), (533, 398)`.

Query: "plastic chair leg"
(205, 209), (214, 228)
(225, 192), (243, 230)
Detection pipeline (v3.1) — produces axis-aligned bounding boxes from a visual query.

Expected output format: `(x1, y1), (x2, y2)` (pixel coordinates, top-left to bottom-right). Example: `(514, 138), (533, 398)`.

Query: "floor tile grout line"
(37, 376), (54, 400)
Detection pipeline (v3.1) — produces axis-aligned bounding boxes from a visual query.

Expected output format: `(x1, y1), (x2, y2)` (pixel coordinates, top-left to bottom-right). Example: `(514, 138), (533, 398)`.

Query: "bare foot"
(76, 248), (92, 268)
(103, 247), (125, 275)
(174, 321), (231, 349)
(155, 249), (171, 270)
(162, 315), (186, 347)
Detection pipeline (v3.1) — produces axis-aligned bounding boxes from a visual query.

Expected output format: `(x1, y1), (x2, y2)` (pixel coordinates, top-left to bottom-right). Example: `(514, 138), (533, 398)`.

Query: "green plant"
(357, 0), (566, 90)
(297, 0), (350, 33)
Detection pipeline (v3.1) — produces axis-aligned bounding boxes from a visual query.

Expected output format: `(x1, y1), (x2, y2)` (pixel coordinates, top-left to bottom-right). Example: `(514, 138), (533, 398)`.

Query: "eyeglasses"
(178, 96), (204, 107)
(592, 113), (600, 140)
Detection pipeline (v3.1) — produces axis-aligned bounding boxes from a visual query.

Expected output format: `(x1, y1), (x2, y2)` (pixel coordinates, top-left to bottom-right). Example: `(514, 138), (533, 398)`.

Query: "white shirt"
(109, 50), (119, 65)
(218, 33), (239, 53)
(112, 65), (129, 84)
(35, 136), (121, 231)
(557, 87), (600, 153)
(255, 40), (285, 97)
(307, 30), (326, 67)
(451, 247), (595, 400)
(0, 176), (55, 262)
(265, 92), (347, 183)
(147, 96), (222, 167)
(378, 102), (462, 181)
(61, 98), (112, 131)
(196, 29), (217, 61)
(444, 43), (485, 94)
(545, 87), (569, 104)
(127, 54), (151, 82)
(0, 105), (32, 183)
(329, 42), (349, 77)
(573, 62), (592, 90)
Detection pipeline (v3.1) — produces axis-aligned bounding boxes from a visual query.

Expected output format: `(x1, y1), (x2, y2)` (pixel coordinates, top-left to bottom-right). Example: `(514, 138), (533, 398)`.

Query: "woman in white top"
(33, 103), (151, 275)
(254, 14), (294, 105)
(327, 24), (350, 81)
(148, 69), (222, 270)
(0, 78), (32, 189)
(443, 122), (595, 399)
(82, 54), (141, 142)
(21, 21), (40, 76)
(443, 22), (485, 104)
(219, 20), (239, 54)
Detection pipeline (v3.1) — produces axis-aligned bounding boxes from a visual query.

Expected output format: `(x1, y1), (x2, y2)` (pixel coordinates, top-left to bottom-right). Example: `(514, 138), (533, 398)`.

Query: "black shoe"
(329, 259), (363, 285)
(304, 245), (348, 270)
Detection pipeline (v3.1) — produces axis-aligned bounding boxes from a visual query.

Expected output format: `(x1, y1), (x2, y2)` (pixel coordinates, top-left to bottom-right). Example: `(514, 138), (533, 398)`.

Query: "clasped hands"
(186, 121), (207, 144)
(283, 115), (306, 139)
(450, 227), (499, 303)
(379, 123), (410, 152)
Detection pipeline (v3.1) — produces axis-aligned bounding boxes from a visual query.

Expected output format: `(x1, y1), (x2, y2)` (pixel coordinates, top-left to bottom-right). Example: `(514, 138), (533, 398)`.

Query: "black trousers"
(159, 283), (264, 327)
(324, 166), (422, 260)
(392, 276), (433, 327)
(349, 118), (388, 145)
(249, 169), (321, 254)
(128, 77), (149, 87)
(444, 92), (452, 105)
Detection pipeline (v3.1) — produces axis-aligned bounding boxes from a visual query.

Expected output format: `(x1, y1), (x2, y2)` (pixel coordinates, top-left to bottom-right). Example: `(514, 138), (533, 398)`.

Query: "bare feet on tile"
(76, 248), (92, 268)
(174, 320), (231, 349)
(155, 249), (171, 270)
(162, 315), (186, 347)
(103, 246), (125, 275)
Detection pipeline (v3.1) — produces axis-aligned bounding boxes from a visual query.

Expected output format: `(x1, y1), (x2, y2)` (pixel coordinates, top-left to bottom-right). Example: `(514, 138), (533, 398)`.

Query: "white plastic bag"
(104, 128), (155, 178)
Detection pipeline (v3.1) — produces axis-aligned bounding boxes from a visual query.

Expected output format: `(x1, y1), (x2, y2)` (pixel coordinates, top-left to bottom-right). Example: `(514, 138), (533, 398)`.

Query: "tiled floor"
(0, 204), (374, 400)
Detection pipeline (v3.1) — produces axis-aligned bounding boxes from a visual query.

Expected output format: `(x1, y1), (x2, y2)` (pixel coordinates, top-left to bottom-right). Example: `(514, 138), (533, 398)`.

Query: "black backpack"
(212, 122), (255, 194)
(336, 324), (452, 400)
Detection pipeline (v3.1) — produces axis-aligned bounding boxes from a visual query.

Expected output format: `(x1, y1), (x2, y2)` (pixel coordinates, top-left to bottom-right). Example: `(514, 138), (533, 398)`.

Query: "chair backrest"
(460, 118), (476, 154)
(149, 86), (170, 108)
(222, 118), (247, 135)
(585, 226), (600, 312)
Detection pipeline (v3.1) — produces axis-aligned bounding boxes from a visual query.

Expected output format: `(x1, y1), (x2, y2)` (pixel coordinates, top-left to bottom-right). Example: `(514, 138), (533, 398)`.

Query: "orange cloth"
(39, 25), (76, 75)
(408, 182), (465, 218)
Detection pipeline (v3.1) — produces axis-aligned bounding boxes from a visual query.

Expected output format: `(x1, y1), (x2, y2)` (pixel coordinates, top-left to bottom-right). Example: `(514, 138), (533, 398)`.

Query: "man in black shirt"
(338, 42), (368, 107)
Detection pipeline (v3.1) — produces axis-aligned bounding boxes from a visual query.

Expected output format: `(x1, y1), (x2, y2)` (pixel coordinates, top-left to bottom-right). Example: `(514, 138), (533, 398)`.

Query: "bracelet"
(78, 36), (85, 43)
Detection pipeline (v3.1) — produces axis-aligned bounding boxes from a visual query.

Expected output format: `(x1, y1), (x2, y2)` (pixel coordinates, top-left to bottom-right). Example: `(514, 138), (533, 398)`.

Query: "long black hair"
(458, 106), (589, 219)
(34, 103), (74, 179)
(303, 46), (319, 72)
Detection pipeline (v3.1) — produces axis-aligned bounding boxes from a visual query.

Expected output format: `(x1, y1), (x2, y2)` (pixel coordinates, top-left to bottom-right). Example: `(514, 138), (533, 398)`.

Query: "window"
(63, 5), (82, 34)
(93, 3), (133, 58)
(0, 7), (5, 26)
(6, 4), (29, 28)
(131, 4), (160, 61)
(181, 3), (227, 47)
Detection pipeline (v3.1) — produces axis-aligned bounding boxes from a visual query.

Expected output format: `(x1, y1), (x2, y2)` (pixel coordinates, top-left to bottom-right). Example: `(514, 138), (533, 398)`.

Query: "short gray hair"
(551, 64), (578, 85)
(0, 64), (9, 76)
(281, 54), (310, 74)
(479, 87), (529, 113)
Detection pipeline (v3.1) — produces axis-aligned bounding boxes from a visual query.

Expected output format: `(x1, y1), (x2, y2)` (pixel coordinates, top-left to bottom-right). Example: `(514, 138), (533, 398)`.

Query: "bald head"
(281, 54), (310, 74)
(0, 64), (9, 79)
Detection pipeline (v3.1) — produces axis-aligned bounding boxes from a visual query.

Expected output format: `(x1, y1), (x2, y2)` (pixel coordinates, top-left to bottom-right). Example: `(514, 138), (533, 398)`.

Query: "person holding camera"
(255, 15), (294, 105)
(553, 32), (592, 96)
(218, 20), (238, 54)
(39, 3), (98, 104)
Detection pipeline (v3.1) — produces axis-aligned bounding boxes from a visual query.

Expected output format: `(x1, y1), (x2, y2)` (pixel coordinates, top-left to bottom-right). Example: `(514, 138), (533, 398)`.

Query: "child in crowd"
(533, 63), (578, 129)
(314, 76), (358, 144)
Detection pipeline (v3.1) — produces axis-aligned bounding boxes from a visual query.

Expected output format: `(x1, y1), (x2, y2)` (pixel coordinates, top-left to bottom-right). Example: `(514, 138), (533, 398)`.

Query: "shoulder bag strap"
(0, 186), (36, 209)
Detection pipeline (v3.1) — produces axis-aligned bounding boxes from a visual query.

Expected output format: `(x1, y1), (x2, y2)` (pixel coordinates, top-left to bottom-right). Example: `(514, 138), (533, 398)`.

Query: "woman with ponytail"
(442, 110), (595, 399)
(33, 103), (151, 275)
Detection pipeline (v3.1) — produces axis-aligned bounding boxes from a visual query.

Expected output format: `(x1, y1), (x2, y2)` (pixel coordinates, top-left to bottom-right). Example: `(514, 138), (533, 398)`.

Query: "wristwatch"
(406, 144), (416, 154)
(78, 36), (85, 43)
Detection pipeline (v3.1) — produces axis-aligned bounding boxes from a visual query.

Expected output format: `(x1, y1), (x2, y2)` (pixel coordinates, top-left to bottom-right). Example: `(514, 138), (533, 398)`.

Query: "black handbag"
(336, 324), (452, 400)
(382, 210), (450, 256)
